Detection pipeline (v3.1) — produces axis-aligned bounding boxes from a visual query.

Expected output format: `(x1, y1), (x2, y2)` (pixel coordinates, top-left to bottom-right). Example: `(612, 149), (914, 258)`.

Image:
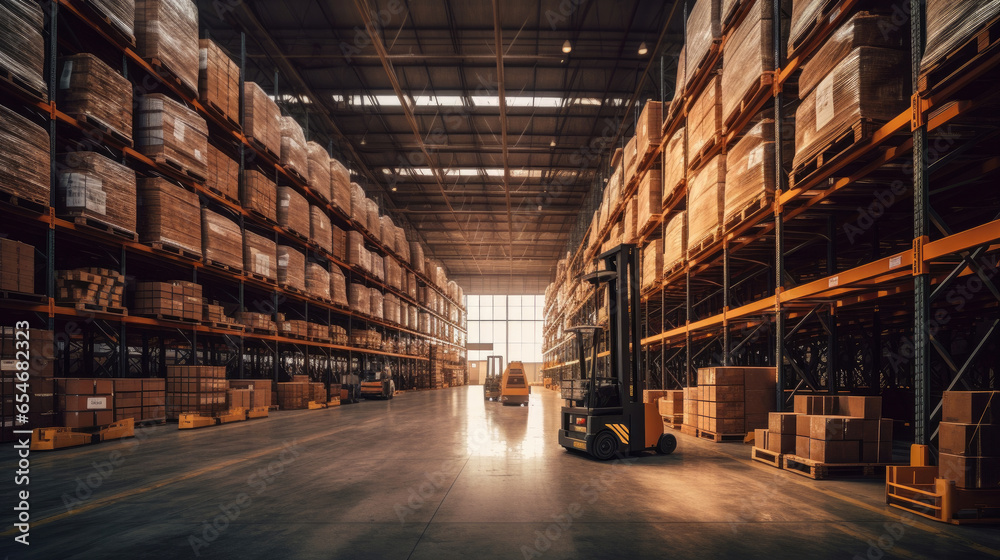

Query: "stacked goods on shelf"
(351, 328), (381, 348)
(0, 0), (45, 98)
(56, 379), (114, 428)
(279, 117), (308, 180)
(58, 54), (133, 143)
(366, 199), (381, 238)
(332, 225), (347, 261)
(685, 0), (722, 86)
(243, 230), (276, 281)
(204, 301), (240, 328)
(385, 259), (402, 290)
(132, 281), (203, 321)
(762, 395), (893, 463)
(349, 182), (365, 224)
(348, 231), (371, 271)
(788, 0), (831, 52)
(724, 119), (774, 228)
(670, 46), (686, 118)
(657, 390), (684, 427)
(89, 0), (135, 41)
(307, 322), (329, 341)
(309, 383), (327, 404)
(277, 187), (310, 239)
(227, 380), (272, 409)
(310, 206), (333, 253)
(793, 46), (907, 170)
(406, 271), (417, 299)
(166, 365), (227, 420)
(380, 216), (395, 250)
(688, 73), (722, 160)
(134, 0), (199, 94)
(939, 391), (1000, 488)
(201, 208), (243, 270)
(197, 39), (240, 126)
(370, 290), (384, 320)
(372, 254), (385, 282)
(636, 100), (663, 162)
(330, 265), (349, 307)
(56, 152), (138, 234)
(687, 155), (725, 253)
(226, 388), (251, 410)
(637, 165), (663, 231)
(624, 137), (638, 184)
(306, 142), (331, 202)
(277, 245), (306, 292)
(0, 103), (50, 205)
(641, 238), (664, 292)
(204, 144), (239, 201)
(350, 283), (370, 315)
(720, 0), (790, 123)
(0, 239), (34, 293)
(276, 381), (310, 409)
(690, 366), (776, 434)
(385, 294), (401, 325)
(662, 127), (686, 204)
(410, 242), (424, 274)
(112, 379), (166, 423)
(1, 329), (56, 439)
(135, 94), (209, 179)
(55, 268), (126, 311)
(329, 159), (351, 214)
(278, 319), (308, 338)
(242, 169), (277, 222)
(306, 262), (330, 299)
(236, 311), (275, 333)
(922, 1), (1000, 74)
(244, 82), (281, 157)
(137, 178), (202, 256)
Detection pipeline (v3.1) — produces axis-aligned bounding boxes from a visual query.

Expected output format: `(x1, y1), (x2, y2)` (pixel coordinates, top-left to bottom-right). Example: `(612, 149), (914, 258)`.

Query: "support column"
(911, 0), (930, 447)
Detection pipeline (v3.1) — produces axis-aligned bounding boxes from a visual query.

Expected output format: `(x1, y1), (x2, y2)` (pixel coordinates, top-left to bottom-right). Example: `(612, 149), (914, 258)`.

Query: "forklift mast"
(604, 243), (643, 405)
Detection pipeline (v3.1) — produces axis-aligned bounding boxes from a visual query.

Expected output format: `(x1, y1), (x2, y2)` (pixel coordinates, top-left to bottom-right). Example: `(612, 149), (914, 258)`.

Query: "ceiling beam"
(491, 0), (515, 279)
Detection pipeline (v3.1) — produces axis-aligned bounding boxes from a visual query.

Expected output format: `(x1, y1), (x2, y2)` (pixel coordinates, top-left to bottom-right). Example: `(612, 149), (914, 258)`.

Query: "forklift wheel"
(656, 433), (677, 455)
(590, 431), (618, 461)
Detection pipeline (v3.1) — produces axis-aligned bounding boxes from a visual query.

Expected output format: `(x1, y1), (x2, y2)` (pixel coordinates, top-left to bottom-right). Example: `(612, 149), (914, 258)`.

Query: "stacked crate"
(0, 239), (34, 293)
(243, 230), (276, 281)
(277, 187), (310, 239)
(57, 53), (133, 144)
(56, 379), (114, 428)
(197, 39), (240, 126)
(330, 325), (348, 345)
(688, 367), (776, 435)
(236, 311), (276, 333)
(132, 281), (203, 321)
(278, 319), (309, 338)
(135, 94), (208, 179)
(204, 144), (239, 201)
(277, 245), (306, 292)
(759, 395), (892, 463)
(166, 365), (227, 420)
(56, 269), (126, 311)
(687, 155), (725, 254)
(330, 159), (352, 215)
(276, 381), (311, 409)
(279, 117), (308, 180)
(939, 391), (1000, 489)
(330, 266), (349, 307)
(203, 301), (240, 329)
(227, 380), (272, 409)
(0, 103), (51, 205)
(244, 82), (281, 157)
(0, 0), (46, 99)
(310, 206), (333, 253)
(242, 169), (277, 222)
(56, 152), (137, 234)
(112, 378), (166, 423)
(306, 262), (330, 300)
(658, 390), (684, 428)
(137, 178), (202, 257)
(201, 208), (243, 270)
(226, 388), (252, 410)
(307, 142), (331, 202)
(134, 0), (199, 94)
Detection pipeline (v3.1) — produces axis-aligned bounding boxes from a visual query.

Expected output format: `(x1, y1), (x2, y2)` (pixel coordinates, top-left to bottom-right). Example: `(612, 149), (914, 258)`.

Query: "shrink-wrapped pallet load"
(687, 73), (722, 164)
(58, 54), (133, 144)
(306, 142), (331, 202)
(923, 1), (1000, 75)
(637, 166), (663, 231)
(366, 199), (380, 238)
(134, 0), (199, 94)
(348, 231), (370, 270)
(243, 230), (276, 281)
(279, 117), (308, 180)
(329, 158), (352, 215)
(384, 294), (401, 325)
(277, 245), (306, 292)
(332, 224), (347, 261)
(277, 187), (310, 238)
(242, 169), (276, 222)
(386, 258), (402, 290)
(370, 290), (384, 320)
(350, 182), (366, 224)
(662, 126), (686, 204)
(0, 1), (46, 99)
(372, 254), (385, 282)
(137, 178), (201, 256)
(90, 0), (135, 41)
(310, 205), (333, 254)
(624, 136), (638, 185)
(793, 47), (907, 170)
(205, 144), (238, 201)
(350, 283), (370, 315)
(135, 94), (208, 179)
(685, 0), (722, 87)
(330, 265), (349, 307)
(306, 262), (330, 300)
(724, 120), (774, 228)
(687, 154), (725, 253)
(636, 100), (663, 161)
(409, 241), (424, 273)
(641, 238), (664, 292)
(198, 39), (240, 126)
(244, 82), (281, 157)
(56, 152), (137, 234)
(624, 196), (638, 244)
(380, 216), (396, 251)
(788, 0), (826, 54)
(201, 208), (242, 270)
(721, 0), (790, 123)
(669, 46), (686, 119)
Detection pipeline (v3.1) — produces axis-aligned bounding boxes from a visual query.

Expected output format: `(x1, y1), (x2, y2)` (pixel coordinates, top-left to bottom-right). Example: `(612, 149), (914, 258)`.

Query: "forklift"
(558, 244), (677, 460)
(483, 355), (503, 401)
(499, 360), (530, 406)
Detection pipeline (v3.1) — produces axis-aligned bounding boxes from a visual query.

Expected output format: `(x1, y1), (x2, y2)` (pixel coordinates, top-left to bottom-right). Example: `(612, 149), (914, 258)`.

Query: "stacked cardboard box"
(243, 231), (276, 281)
(0, 239), (34, 293)
(384, 293), (401, 325)
(624, 136), (638, 184)
(685, 0), (722, 87)
(279, 117), (308, 179)
(236, 311), (275, 333)
(662, 211), (687, 274)
(687, 155), (725, 253)
(370, 290), (384, 320)
(350, 283), (370, 315)
(277, 245), (306, 291)
(244, 82), (281, 157)
(133, 281), (203, 321)
(226, 388), (252, 410)
(330, 266), (349, 307)
(760, 395), (892, 463)
(227, 380), (272, 409)
(205, 144), (239, 201)
(306, 142), (331, 202)
(203, 301), (239, 328)
(276, 382), (310, 409)
(197, 39), (240, 125)
(657, 390), (684, 427)
(306, 262), (330, 299)
(922, 2), (1000, 75)
(310, 206), (333, 253)
(720, 0), (789, 123)
(724, 119), (774, 227)
(641, 238), (663, 292)
(135, 0), (199, 94)
(278, 319), (308, 338)
(56, 379), (114, 428)
(662, 127), (686, 204)
(166, 365), (227, 419)
(637, 166), (663, 231)
(688, 73), (722, 160)
(277, 187), (310, 239)
(689, 366), (776, 434)
(136, 94), (208, 178)
(307, 322), (329, 341)
(112, 378), (166, 423)
(243, 169), (277, 222)
(330, 159), (352, 215)
(636, 100), (663, 162)
(58, 54), (133, 143)
(351, 328), (381, 349)
(329, 325), (348, 345)
(137, 178), (202, 256)
(939, 391), (1000, 489)
(56, 152), (137, 234)
(201, 208), (243, 270)
(0, 103), (50, 205)
(56, 268), (125, 310)
(0, 1), (46, 99)
(348, 231), (371, 271)
(349, 182), (366, 225)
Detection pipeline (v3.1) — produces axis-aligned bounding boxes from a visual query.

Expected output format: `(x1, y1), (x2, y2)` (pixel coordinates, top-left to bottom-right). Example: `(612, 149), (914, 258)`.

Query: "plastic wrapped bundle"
(306, 142), (331, 202)
(642, 238), (664, 292)
(350, 283), (370, 315)
(332, 224), (347, 261)
(670, 46), (686, 117)
(243, 230), (276, 281)
(685, 0), (722, 87)
(0, 103), (46, 201)
(205, 144), (238, 201)
(201, 208), (243, 270)
(800, 12), (905, 100)
(407, 271), (417, 299)
(134, 0), (199, 94)
(624, 136), (638, 184)
(348, 231), (369, 270)
(788, 0), (825, 53)
(277, 245), (306, 291)
(721, 0), (790, 123)
(688, 73), (722, 163)
(58, 54), (133, 143)
(370, 290), (384, 320)
(330, 265), (349, 307)
(329, 324), (348, 345)
(380, 216), (395, 250)
(384, 294), (401, 325)
(372, 254), (385, 281)
(242, 169), (276, 222)
(662, 126), (686, 204)
(350, 182), (366, 224)
(329, 159), (351, 214)
(280, 117), (308, 179)
(409, 306), (419, 330)
(366, 199), (380, 238)
(637, 166), (662, 231)
(687, 155), (725, 252)
(137, 178), (201, 256)
(0, 1), (45, 99)
(56, 152), (137, 233)
(277, 187), (310, 238)
(725, 120), (775, 227)
(793, 47), (907, 169)
(663, 211), (688, 273)
(198, 39), (240, 126)
(923, 1), (1000, 73)
(409, 242), (424, 273)
(386, 258), (402, 290)
(135, 94), (208, 178)
(306, 262), (330, 299)
(309, 206), (332, 254)
(244, 82), (281, 157)
(90, 0), (135, 41)
(636, 100), (663, 160)
(396, 227), (410, 261)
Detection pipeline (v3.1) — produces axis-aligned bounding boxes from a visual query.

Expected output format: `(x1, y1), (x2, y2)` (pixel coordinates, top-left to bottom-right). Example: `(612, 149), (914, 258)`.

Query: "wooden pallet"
(150, 155), (208, 184)
(65, 112), (133, 147)
(782, 454), (891, 480)
(685, 39), (723, 91)
(200, 98), (241, 133)
(247, 136), (279, 162)
(246, 407), (269, 419)
(61, 302), (128, 316)
(0, 190), (48, 214)
(723, 193), (773, 233)
(68, 0), (136, 50)
(721, 0), (755, 34)
(0, 290), (46, 304)
(919, 13), (1000, 95)
(787, 0), (844, 58)
(210, 321), (244, 332)
(280, 283), (306, 295)
(206, 185), (239, 205)
(687, 134), (723, 172)
(723, 72), (776, 130)
(696, 429), (746, 443)
(251, 327), (278, 335)
(71, 216), (138, 241)
(247, 208), (279, 227)
(887, 466), (1000, 525)
(790, 118), (885, 187)
(135, 313), (198, 324)
(680, 424), (699, 437)
(147, 241), (201, 261)
(687, 230), (721, 259)
(204, 259), (243, 274)
(146, 57), (197, 99)
(751, 446), (784, 468)
(0, 67), (47, 104)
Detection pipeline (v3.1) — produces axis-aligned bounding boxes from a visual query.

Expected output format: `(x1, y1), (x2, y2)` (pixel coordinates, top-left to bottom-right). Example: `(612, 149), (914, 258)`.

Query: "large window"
(467, 295), (544, 363)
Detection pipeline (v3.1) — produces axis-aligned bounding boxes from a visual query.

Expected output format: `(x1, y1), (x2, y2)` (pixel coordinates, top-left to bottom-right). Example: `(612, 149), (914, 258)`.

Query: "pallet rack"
(544, 0), (1000, 444)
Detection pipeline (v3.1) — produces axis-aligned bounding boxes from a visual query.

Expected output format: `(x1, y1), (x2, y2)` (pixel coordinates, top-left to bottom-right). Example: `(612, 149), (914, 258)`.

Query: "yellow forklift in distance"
(484, 355), (503, 401)
(500, 361), (530, 406)
(558, 244), (677, 460)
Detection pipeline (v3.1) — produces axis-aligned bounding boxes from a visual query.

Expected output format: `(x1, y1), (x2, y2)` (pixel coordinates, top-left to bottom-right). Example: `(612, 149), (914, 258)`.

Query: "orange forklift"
(558, 244), (677, 460)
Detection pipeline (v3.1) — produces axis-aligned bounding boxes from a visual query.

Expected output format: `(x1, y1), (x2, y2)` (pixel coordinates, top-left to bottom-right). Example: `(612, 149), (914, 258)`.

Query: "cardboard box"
(62, 410), (113, 428)
(809, 415), (846, 441)
(939, 422), (1000, 456)
(769, 412), (798, 435)
(744, 389), (775, 414)
(938, 453), (1000, 489)
(810, 439), (861, 463)
(56, 378), (114, 395)
(942, 391), (998, 424)
(795, 435), (810, 459)
(754, 428), (768, 448)
(711, 401), (745, 419)
(643, 389), (671, 404)
(658, 396), (683, 416)
(840, 396), (882, 419)
(842, 418), (864, 441)
(768, 433), (796, 454)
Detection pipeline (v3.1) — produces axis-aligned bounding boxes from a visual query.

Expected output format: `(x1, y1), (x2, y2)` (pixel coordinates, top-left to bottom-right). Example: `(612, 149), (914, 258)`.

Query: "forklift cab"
(558, 244), (677, 460)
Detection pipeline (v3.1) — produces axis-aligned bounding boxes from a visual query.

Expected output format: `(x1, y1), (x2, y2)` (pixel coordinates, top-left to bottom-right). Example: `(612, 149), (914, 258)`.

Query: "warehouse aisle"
(4, 387), (1000, 560)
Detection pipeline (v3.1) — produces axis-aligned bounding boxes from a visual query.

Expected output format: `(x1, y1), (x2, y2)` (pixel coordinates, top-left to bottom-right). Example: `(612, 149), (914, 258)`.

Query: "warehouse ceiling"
(198, 0), (682, 288)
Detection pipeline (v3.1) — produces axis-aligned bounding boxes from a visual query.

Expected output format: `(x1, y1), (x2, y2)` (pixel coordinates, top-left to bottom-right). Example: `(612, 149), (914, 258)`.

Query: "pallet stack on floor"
(682, 366), (775, 440)
(654, 390), (684, 429)
(112, 378), (166, 423)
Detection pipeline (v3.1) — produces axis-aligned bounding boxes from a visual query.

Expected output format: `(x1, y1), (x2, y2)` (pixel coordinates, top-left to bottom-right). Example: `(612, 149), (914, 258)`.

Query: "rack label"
(828, 276), (840, 288)
(86, 397), (108, 410)
(815, 74), (836, 130)
(889, 256), (902, 269)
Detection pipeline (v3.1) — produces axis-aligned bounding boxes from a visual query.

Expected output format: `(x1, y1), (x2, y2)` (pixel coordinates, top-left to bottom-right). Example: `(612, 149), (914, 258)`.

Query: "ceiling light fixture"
(562, 40), (572, 54)
(360, 137), (366, 145)
(550, 140), (556, 147)
(392, 187), (397, 191)
(638, 42), (648, 55)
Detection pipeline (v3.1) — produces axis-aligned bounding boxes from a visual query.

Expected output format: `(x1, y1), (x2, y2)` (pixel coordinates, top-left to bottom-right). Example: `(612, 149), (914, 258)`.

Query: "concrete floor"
(3, 386), (1000, 559)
